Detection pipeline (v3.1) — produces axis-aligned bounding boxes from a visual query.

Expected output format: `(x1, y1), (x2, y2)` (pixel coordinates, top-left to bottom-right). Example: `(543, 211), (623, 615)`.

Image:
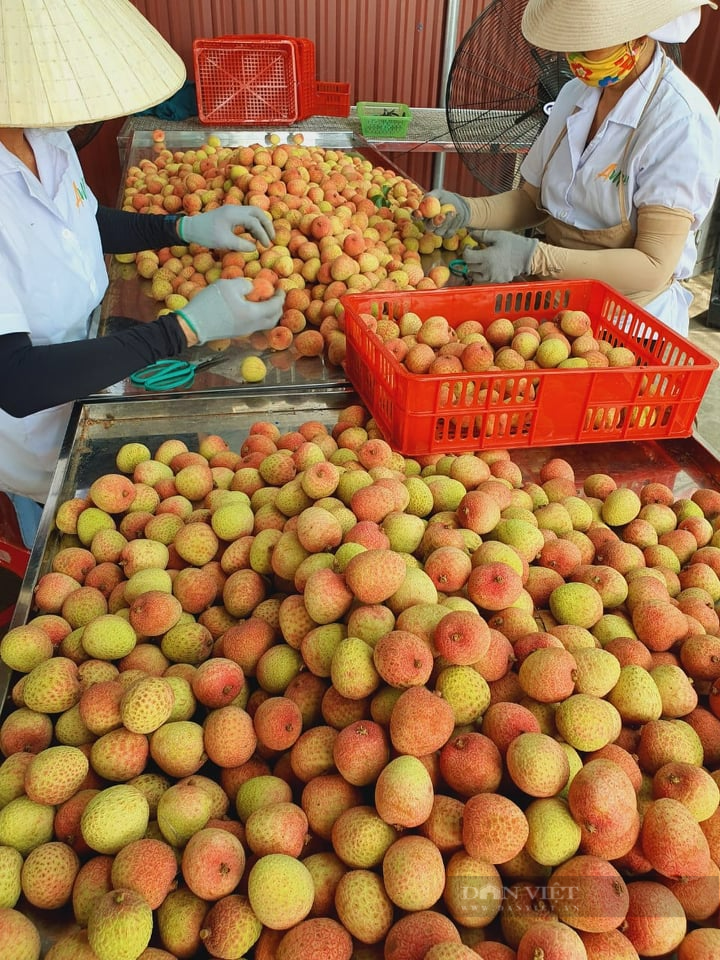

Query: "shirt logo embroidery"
(596, 163), (628, 187)
(73, 178), (88, 208)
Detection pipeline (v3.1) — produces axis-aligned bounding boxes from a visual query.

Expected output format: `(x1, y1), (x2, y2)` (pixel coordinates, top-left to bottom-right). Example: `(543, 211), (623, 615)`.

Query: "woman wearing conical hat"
(422, 0), (720, 338)
(0, 0), (284, 539)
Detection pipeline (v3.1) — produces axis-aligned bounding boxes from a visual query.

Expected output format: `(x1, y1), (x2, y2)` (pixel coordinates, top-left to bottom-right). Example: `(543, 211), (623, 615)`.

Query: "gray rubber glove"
(463, 230), (539, 283)
(418, 189), (471, 237)
(178, 205), (275, 252)
(177, 278), (286, 345)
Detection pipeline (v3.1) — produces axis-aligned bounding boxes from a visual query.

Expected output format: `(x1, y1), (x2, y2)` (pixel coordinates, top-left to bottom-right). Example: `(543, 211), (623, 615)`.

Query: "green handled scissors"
(448, 258), (473, 285)
(130, 356), (224, 391)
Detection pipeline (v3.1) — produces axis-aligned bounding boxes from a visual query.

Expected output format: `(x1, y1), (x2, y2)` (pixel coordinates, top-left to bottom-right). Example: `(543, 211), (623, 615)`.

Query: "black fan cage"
(445, 0), (682, 195)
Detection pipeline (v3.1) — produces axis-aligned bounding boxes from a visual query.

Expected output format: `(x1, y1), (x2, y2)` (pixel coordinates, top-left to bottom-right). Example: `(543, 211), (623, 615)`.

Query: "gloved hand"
(418, 189), (471, 237)
(177, 278), (286, 345)
(178, 205), (275, 252)
(463, 230), (539, 283)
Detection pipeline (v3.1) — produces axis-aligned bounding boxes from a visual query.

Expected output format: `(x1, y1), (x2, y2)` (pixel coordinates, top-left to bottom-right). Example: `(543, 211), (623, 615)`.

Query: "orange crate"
(342, 281), (718, 456)
(309, 81), (351, 118)
(193, 35), (316, 125)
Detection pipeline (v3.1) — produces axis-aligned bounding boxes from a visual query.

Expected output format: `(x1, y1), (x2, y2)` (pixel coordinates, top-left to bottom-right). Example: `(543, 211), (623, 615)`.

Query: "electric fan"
(445, 0), (681, 195)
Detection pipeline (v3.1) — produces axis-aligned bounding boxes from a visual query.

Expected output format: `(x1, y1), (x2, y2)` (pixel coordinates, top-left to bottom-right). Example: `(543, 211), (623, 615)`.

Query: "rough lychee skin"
(375, 754), (434, 829)
(247, 854), (315, 930)
(22, 656), (81, 714)
(276, 917), (352, 960)
(87, 888), (153, 960)
(0, 707), (53, 756)
(334, 868), (394, 945)
(505, 732), (571, 798)
(81, 615), (137, 661)
(517, 922), (588, 960)
(438, 732), (503, 797)
(389, 686), (455, 756)
(621, 881), (687, 957)
(190, 657), (245, 708)
(128, 591), (183, 637)
(80, 785), (149, 855)
(640, 797), (712, 879)
(0, 907), (42, 960)
(89, 728), (150, 782)
(677, 928), (720, 960)
(78, 680), (124, 736)
(20, 840), (79, 910)
(299, 773), (361, 843)
(372, 630), (434, 688)
(384, 911), (462, 960)
(303, 568), (354, 624)
(343, 548), (408, 603)
(120, 677), (175, 734)
(197, 894), (262, 958)
(40, 928), (98, 959)
(245, 801), (309, 857)
(330, 805), (398, 869)
(61, 585), (109, 629)
(235, 774), (293, 823)
(382, 835), (445, 911)
(150, 720), (207, 779)
(252, 696), (303, 751)
(0, 624), (54, 674)
(111, 838), (178, 909)
(462, 793), (529, 864)
(332, 720), (390, 787)
(433, 610), (491, 665)
(24, 746), (89, 806)
(181, 827), (245, 901)
(89, 473), (137, 513)
(222, 568), (267, 618)
(173, 522), (220, 566)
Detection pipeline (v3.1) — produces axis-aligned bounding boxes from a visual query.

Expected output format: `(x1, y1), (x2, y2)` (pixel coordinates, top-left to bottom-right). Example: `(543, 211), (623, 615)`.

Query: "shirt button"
(62, 228), (72, 239)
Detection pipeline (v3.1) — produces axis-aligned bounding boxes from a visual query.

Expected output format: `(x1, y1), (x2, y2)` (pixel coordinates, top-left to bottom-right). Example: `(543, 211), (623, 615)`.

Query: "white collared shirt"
(520, 46), (720, 332)
(0, 129), (108, 502)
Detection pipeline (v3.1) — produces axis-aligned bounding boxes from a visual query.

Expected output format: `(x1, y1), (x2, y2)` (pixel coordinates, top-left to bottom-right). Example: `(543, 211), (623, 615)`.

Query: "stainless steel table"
(4, 384), (720, 707)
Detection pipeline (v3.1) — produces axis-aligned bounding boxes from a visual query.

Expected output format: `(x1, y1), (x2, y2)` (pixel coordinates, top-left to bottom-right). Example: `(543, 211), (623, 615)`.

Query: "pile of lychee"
(1, 408), (720, 959)
(116, 133), (467, 370)
(358, 306), (639, 377)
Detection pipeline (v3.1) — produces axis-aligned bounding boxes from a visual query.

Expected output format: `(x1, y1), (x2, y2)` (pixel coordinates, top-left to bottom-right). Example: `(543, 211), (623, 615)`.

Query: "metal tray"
(93, 127), (454, 398)
(2, 389), (720, 959)
(4, 385), (720, 708)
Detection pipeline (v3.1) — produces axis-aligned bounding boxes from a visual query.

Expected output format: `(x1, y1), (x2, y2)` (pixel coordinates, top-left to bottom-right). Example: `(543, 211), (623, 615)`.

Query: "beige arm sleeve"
(465, 182), (547, 231)
(528, 205), (694, 303)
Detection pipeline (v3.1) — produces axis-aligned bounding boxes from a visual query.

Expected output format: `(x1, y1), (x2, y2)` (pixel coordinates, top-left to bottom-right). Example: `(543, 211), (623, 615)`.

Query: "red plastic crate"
(312, 81), (351, 118)
(193, 35), (315, 125)
(342, 281), (718, 456)
(193, 35), (348, 124)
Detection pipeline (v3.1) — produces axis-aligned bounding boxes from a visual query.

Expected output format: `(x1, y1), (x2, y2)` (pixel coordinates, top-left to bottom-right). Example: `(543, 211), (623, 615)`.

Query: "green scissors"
(130, 356), (224, 391)
(448, 258), (472, 285)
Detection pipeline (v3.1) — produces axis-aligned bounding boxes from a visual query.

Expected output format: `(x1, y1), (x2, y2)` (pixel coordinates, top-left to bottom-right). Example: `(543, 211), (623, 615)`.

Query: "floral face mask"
(566, 40), (645, 88)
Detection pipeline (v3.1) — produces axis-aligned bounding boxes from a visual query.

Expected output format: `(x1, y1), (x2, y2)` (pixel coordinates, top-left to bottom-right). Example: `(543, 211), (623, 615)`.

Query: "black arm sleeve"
(96, 205), (182, 254)
(0, 317), (187, 418)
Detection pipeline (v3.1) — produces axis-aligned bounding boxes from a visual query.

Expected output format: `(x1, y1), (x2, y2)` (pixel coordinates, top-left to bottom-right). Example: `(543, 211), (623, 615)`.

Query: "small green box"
(356, 102), (412, 139)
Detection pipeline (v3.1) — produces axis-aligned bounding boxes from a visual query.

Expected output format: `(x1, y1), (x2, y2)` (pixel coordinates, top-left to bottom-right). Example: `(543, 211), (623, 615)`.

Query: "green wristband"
(176, 308), (199, 338)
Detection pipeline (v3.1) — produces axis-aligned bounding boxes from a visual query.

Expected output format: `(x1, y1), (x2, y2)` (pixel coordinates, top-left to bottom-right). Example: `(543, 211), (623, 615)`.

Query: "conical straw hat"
(522, 0), (716, 52)
(0, 0), (186, 127)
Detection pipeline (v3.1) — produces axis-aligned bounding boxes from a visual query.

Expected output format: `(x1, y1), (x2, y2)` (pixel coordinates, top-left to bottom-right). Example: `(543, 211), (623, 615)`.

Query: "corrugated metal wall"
(131, 0), (453, 106)
(80, 1), (719, 206)
(681, 11), (720, 112)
